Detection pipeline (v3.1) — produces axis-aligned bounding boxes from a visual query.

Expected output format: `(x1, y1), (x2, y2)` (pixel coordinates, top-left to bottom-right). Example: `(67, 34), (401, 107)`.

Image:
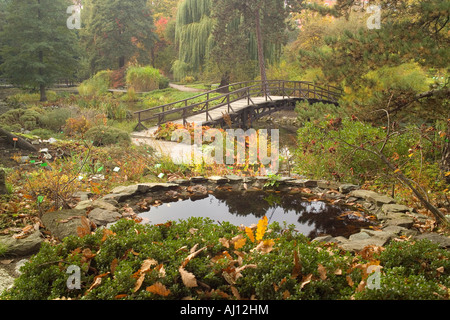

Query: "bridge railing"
(134, 80), (342, 131)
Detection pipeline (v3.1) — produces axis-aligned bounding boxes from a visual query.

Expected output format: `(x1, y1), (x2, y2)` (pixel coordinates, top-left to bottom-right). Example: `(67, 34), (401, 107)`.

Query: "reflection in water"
(139, 191), (374, 238)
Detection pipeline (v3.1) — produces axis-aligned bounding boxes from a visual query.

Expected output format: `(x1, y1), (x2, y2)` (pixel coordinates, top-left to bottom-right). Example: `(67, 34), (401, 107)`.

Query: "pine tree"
(81, 0), (156, 74)
(0, 0), (79, 101)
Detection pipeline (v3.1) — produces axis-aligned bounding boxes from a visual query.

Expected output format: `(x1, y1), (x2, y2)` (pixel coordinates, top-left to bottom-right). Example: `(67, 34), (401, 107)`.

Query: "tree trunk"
(254, 9), (268, 97)
(119, 56), (125, 69)
(39, 83), (47, 102)
(441, 118), (450, 184)
(217, 71), (230, 93)
(0, 128), (38, 152)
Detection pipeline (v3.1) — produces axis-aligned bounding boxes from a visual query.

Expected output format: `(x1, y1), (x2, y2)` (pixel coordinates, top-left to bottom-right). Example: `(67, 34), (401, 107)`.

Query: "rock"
(312, 235), (334, 243)
(72, 191), (93, 201)
(339, 184), (360, 194)
(339, 229), (394, 252)
(138, 183), (179, 192)
(111, 184), (139, 196)
(105, 183), (178, 202)
(317, 180), (340, 190)
(208, 176), (228, 184)
(88, 208), (121, 226)
(172, 179), (190, 185)
(384, 216), (415, 229)
(414, 233), (450, 248)
(381, 203), (411, 214)
(382, 225), (418, 237)
(75, 199), (118, 212)
(0, 169), (7, 195)
(0, 231), (43, 256)
(225, 175), (243, 182)
(286, 179), (318, 188)
(14, 259), (29, 275)
(40, 209), (86, 241)
(0, 268), (15, 293)
(190, 176), (207, 183)
(350, 189), (395, 206)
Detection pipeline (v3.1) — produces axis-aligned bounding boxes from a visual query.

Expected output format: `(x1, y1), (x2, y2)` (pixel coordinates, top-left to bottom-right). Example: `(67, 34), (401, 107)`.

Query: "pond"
(138, 190), (375, 239)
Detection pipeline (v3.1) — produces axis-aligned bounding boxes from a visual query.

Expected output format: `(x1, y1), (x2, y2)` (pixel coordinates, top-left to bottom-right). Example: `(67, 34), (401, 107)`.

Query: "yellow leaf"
(394, 169), (401, 173)
(234, 238), (247, 250)
(445, 172), (450, 177)
(245, 227), (255, 243)
(256, 216), (268, 242)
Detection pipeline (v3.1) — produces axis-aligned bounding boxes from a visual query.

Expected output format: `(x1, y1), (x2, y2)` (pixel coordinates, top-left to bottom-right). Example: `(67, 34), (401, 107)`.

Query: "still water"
(139, 191), (373, 239)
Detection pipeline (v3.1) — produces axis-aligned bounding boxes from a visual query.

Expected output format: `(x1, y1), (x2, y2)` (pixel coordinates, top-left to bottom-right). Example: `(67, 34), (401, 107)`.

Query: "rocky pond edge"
(1, 175), (449, 292)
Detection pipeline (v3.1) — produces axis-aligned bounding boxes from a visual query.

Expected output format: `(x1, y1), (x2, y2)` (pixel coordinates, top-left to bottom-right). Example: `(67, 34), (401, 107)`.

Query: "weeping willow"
(173, 0), (214, 80)
(173, 0), (282, 81)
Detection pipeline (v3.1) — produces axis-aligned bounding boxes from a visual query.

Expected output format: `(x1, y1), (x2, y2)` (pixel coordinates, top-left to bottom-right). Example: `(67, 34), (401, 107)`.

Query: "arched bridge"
(133, 80), (342, 132)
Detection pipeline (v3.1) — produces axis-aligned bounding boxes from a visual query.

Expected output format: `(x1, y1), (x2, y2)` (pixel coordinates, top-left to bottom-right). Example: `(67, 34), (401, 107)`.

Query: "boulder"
(317, 180), (340, 190)
(0, 230), (43, 256)
(75, 199), (118, 212)
(381, 203), (411, 214)
(350, 189), (395, 206)
(207, 176), (228, 184)
(88, 208), (121, 226)
(339, 184), (360, 194)
(414, 233), (450, 248)
(40, 209), (86, 241)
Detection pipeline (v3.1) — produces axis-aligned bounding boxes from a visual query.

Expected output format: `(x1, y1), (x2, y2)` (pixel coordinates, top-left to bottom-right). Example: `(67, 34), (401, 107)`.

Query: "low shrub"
(39, 108), (72, 132)
(126, 66), (161, 92)
(84, 125), (130, 146)
(1, 218), (448, 300)
(78, 71), (113, 97)
(0, 107), (44, 131)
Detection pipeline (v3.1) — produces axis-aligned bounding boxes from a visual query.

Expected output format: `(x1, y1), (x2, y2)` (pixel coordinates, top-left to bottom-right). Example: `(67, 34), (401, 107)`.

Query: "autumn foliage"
(2, 217), (449, 300)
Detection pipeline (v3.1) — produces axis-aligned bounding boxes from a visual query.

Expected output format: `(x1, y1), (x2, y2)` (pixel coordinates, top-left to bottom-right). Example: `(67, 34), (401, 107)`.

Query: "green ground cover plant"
(1, 217), (448, 300)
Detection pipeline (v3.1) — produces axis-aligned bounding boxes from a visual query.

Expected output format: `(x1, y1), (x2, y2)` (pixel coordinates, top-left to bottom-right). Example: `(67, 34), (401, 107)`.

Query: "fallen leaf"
(317, 264), (327, 280)
(252, 239), (275, 254)
(114, 294), (128, 299)
(282, 290), (291, 299)
(179, 267), (197, 288)
(346, 275), (354, 287)
(219, 237), (230, 248)
(146, 282), (171, 297)
(110, 258), (118, 274)
(299, 274), (312, 290)
(230, 286), (241, 300)
(86, 273), (109, 294)
(181, 246), (207, 268)
(133, 259), (158, 292)
(292, 250), (301, 279)
(101, 229), (116, 242)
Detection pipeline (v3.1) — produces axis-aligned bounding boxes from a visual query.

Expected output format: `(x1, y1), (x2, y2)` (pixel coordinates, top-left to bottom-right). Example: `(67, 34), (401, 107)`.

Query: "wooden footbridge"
(133, 80), (342, 132)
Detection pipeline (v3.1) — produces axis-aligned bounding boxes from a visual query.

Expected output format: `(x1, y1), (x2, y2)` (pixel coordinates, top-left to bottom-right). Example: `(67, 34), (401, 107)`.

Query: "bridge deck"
(131, 95), (290, 139)
(132, 80), (342, 136)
